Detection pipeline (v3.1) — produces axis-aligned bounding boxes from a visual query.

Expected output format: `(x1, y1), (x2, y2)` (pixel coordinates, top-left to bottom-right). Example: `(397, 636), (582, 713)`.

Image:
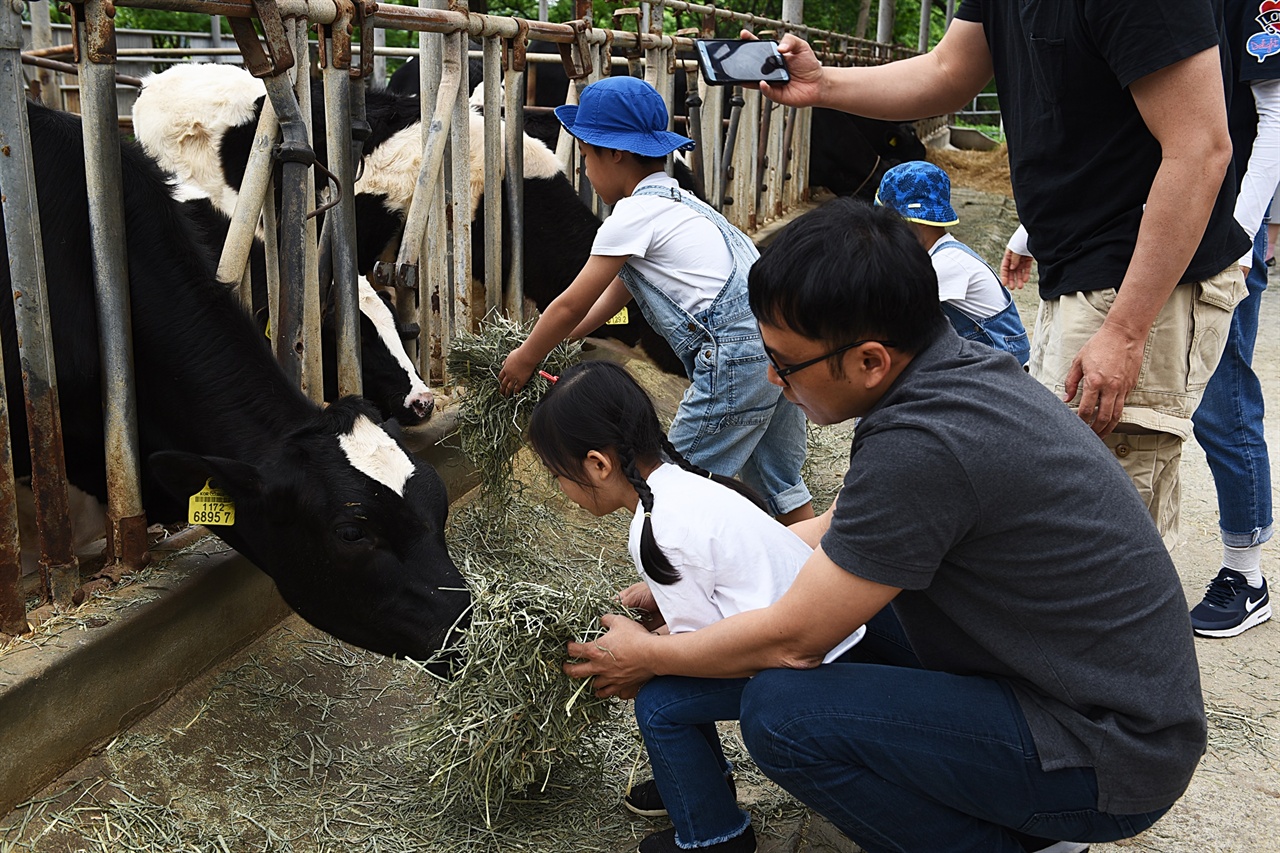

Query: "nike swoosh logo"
(1245, 596), (1265, 613)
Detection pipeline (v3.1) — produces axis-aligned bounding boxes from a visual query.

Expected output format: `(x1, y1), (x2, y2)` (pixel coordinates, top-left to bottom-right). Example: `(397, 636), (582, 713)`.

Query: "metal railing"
(0, 0), (923, 635)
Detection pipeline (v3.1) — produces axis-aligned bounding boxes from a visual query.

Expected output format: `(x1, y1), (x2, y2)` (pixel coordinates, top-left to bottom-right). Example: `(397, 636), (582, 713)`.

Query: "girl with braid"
(528, 361), (863, 853)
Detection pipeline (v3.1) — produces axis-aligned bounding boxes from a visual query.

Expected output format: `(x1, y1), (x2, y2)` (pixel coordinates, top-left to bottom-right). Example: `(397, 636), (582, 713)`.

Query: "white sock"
(1222, 544), (1265, 588)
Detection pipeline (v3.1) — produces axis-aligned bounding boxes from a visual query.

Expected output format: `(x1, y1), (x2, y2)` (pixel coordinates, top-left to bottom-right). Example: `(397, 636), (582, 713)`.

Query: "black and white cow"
(2, 102), (470, 663)
(132, 64), (433, 425)
(134, 63), (685, 376)
(175, 187), (433, 424)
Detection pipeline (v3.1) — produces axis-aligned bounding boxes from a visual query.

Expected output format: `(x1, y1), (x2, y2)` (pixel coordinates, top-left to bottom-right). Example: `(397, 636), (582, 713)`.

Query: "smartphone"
(695, 39), (790, 86)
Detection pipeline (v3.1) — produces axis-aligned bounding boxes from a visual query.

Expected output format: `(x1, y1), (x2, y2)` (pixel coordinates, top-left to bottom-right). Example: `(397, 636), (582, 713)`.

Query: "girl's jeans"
(1191, 225), (1274, 548)
(634, 676), (751, 847)
(737, 610), (1170, 853)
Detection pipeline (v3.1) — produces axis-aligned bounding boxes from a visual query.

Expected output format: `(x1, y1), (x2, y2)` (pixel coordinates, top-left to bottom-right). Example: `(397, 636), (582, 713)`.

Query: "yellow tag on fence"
(188, 479), (236, 527)
(605, 307), (630, 325)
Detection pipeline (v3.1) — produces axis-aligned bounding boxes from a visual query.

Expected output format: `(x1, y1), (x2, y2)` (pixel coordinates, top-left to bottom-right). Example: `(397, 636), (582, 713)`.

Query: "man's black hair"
(749, 197), (947, 363)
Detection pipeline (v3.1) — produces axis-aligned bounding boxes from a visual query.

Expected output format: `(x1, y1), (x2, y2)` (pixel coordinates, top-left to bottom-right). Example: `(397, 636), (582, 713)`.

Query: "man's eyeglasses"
(762, 337), (897, 386)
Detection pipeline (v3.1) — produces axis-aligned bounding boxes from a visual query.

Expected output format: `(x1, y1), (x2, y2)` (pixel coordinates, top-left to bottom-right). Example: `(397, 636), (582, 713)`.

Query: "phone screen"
(696, 40), (790, 85)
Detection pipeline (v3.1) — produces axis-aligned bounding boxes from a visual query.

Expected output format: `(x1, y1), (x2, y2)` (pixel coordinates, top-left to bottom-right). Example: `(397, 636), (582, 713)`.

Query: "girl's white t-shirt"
(929, 233), (1011, 319)
(627, 463), (864, 663)
(592, 173), (732, 316)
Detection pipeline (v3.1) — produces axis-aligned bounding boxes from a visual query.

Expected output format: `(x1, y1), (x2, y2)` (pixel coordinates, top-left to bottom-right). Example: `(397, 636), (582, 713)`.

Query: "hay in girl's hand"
(447, 315), (581, 509)
(408, 558), (639, 827)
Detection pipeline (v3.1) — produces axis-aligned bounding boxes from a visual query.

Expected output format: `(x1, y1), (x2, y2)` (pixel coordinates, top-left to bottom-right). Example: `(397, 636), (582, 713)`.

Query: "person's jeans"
(633, 675), (751, 847)
(738, 609), (1170, 853)
(1192, 225), (1274, 548)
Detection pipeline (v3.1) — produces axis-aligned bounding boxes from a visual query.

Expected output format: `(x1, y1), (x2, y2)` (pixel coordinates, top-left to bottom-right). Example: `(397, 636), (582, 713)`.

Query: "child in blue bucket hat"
(500, 75), (813, 523)
(876, 160), (1030, 365)
(500, 76), (813, 853)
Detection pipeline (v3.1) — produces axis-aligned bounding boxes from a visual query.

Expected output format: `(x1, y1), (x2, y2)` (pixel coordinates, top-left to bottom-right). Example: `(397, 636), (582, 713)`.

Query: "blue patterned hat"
(874, 160), (959, 226)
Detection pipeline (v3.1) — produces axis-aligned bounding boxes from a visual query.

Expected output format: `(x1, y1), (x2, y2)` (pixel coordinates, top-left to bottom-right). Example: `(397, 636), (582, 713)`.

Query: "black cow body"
(2, 103), (469, 662)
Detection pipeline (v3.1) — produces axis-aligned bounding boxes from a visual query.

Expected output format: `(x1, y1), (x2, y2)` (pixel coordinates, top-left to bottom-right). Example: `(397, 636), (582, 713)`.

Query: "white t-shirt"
(930, 234), (1011, 320)
(628, 463), (864, 663)
(592, 173), (733, 316)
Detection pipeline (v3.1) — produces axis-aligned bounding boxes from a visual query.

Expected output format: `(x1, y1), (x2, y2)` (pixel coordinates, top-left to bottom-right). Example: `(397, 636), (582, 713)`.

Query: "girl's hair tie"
(644, 512), (652, 518)
(538, 370), (559, 383)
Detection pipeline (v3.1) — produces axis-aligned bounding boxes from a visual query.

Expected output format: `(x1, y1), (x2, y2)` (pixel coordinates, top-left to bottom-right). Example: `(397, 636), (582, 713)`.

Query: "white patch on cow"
(355, 110), (564, 223)
(133, 64), (265, 217)
(169, 181), (211, 204)
(358, 280), (433, 414)
(338, 415), (416, 496)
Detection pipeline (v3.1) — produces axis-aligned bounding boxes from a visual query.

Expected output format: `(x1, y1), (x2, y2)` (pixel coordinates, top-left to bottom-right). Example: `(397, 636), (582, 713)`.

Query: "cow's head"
(148, 398), (469, 668)
(354, 282), (434, 425)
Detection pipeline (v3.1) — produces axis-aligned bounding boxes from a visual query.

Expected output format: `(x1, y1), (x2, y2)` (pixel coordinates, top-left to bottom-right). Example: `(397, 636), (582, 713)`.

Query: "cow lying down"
(1, 102), (470, 662)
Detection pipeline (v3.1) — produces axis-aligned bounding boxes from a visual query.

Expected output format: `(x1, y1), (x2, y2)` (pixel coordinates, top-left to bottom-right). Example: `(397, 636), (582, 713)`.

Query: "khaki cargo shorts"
(1028, 267), (1246, 546)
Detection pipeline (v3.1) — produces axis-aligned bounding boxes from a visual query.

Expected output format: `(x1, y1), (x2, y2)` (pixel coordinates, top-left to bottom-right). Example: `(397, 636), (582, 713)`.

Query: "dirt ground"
(1, 150), (1277, 852)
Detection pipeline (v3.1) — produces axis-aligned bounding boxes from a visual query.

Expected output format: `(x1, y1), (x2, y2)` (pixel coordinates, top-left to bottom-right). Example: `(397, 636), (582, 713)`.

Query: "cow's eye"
(334, 523), (368, 543)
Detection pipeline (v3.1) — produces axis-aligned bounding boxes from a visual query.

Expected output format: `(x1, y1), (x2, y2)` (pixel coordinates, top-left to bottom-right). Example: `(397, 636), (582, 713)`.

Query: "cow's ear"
(149, 451), (264, 503)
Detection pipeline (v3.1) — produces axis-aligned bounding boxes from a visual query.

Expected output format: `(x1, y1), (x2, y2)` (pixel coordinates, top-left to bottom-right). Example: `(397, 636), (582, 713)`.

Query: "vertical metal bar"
(28, 0), (60, 109)
(217, 101), (278, 287)
(764, 98), (785, 221)
(0, 0), (25, 632)
(262, 173), (281, 339)
(700, 76), (723, 206)
(1, 4), (77, 607)
(322, 35), (363, 398)
(918, 0), (932, 52)
(373, 27), (386, 88)
(263, 72), (310, 390)
(449, 21), (473, 336)
(78, 0), (148, 576)
(503, 36), (526, 320)
(420, 5), (448, 384)
(729, 88), (760, 233)
(482, 36), (503, 317)
(292, 17), (323, 403)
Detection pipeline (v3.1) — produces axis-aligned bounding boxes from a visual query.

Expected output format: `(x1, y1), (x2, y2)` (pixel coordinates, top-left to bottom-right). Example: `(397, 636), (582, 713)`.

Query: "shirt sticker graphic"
(1251, 0), (1280, 62)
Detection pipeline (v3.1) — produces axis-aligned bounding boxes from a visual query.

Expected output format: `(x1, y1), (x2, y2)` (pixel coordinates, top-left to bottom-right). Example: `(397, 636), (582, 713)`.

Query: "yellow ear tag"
(188, 479), (236, 527)
(605, 307), (630, 325)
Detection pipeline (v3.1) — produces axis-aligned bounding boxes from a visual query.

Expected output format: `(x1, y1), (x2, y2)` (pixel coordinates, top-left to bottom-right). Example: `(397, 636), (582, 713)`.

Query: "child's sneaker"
(1189, 568), (1271, 638)
(624, 773), (736, 818)
(638, 825), (756, 853)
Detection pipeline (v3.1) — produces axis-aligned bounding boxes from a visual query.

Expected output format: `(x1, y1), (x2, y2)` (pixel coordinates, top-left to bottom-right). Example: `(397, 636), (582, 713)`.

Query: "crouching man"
(566, 199), (1206, 853)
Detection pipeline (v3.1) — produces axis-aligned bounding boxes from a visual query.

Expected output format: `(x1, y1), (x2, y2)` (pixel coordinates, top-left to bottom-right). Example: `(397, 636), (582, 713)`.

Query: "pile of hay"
(410, 498), (641, 827)
(446, 315), (581, 508)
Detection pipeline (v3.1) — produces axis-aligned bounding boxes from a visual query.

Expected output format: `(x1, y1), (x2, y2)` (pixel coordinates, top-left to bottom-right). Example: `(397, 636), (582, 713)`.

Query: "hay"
(406, 496), (642, 827)
(446, 315), (581, 508)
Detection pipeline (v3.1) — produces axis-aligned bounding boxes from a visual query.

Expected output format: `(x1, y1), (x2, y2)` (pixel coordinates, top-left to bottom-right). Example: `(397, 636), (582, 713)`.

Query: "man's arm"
(564, 546), (900, 698)
(1233, 79), (1280, 269)
(755, 22), (994, 119)
(1064, 45), (1233, 436)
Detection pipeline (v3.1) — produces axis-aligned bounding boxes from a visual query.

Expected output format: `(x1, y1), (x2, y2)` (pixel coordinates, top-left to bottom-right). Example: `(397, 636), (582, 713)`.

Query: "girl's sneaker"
(624, 773), (736, 817)
(638, 825), (756, 853)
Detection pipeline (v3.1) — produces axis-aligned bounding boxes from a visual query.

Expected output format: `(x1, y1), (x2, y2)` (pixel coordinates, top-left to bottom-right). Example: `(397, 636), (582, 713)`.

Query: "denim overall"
(619, 184), (811, 515)
(931, 240), (1031, 365)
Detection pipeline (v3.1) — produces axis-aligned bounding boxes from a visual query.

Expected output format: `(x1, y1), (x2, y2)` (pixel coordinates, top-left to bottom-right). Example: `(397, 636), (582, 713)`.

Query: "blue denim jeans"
(634, 675), (751, 848)
(737, 610), (1170, 853)
(1192, 225), (1274, 547)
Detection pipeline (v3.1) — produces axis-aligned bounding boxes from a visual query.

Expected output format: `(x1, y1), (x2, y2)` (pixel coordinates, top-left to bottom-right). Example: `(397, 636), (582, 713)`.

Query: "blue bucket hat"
(874, 160), (959, 226)
(554, 76), (695, 157)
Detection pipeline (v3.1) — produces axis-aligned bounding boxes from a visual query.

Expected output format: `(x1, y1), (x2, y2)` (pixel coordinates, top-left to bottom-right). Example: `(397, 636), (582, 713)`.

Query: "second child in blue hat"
(500, 76), (814, 527)
(876, 161), (1030, 365)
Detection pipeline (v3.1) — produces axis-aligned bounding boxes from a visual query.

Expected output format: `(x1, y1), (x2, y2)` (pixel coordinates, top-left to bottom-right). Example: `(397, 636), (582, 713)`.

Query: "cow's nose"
(409, 392), (435, 421)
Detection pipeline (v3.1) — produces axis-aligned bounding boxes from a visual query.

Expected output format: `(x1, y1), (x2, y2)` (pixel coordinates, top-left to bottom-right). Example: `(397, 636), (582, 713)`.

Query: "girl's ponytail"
(618, 445), (681, 585)
(661, 436), (769, 513)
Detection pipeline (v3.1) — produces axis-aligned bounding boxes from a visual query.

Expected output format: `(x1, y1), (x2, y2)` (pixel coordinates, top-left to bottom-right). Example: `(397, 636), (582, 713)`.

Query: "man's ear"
(860, 342), (895, 388)
(149, 451), (264, 504)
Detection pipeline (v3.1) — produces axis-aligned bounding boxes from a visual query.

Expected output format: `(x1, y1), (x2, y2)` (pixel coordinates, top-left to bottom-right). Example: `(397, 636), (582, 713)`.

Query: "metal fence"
(0, 0), (923, 636)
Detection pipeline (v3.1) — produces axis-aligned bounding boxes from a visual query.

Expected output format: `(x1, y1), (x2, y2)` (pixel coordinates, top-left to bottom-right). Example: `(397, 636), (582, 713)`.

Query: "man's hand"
(742, 31), (827, 107)
(1063, 322), (1146, 437)
(1000, 250), (1034, 290)
(565, 614), (656, 700)
(498, 345), (539, 396)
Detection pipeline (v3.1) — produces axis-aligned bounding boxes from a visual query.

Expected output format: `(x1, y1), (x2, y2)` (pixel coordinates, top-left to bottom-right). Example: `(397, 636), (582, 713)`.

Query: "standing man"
(753, 2), (1251, 548)
(1187, 0), (1280, 636)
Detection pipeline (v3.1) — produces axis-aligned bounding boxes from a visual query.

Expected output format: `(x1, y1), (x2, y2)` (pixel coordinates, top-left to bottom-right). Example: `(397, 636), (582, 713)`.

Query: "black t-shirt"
(821, 331), (1207, 815)
(1225, 0), (1280, 183)
(955, 0), (1250, 299)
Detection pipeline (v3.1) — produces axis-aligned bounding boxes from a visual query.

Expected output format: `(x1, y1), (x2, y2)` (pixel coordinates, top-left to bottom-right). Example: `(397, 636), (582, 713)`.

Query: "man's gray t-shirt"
(821, 330), (1206, 815)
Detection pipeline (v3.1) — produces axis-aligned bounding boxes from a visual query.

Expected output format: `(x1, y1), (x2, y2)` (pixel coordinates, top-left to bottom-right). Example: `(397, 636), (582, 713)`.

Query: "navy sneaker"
(1189, 568), (1271, 638)
(625, 773), (736, 818)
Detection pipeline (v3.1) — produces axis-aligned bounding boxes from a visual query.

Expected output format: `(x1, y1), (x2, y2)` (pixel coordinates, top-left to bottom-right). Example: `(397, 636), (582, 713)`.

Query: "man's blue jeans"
(633, 675), (751, 847)
(1192, 226), (1273, 548)
(737, 610), (1170, 853)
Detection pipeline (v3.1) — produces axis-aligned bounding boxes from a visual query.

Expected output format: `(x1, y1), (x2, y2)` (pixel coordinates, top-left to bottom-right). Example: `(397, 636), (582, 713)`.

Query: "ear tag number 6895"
(188, 479), (236, 527)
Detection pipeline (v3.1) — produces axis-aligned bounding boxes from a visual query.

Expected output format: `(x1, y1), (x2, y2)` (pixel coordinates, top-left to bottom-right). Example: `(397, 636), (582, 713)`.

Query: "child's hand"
(617, 582), (665, 631)
(498, 345), (538, 396)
